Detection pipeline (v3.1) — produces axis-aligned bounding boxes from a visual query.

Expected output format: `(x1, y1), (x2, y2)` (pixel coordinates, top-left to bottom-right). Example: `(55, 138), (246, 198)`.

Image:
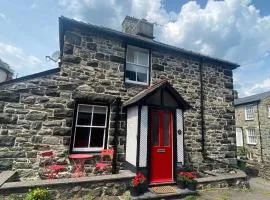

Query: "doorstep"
(131, 187), (197, 200)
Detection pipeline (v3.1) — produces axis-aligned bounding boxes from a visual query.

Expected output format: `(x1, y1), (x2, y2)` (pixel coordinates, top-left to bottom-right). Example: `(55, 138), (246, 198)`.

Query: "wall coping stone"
(0, 170), (135, 191)
(197, 170), (247, 183)
(0, 171), (17, 187)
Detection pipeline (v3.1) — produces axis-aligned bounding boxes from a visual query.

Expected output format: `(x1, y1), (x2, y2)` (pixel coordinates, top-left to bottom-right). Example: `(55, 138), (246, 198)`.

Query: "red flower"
(131, 172), (146, 187)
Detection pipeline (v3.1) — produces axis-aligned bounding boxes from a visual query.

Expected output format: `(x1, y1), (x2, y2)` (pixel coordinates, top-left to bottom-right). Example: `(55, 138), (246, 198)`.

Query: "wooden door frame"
(147, 106), (177, 184)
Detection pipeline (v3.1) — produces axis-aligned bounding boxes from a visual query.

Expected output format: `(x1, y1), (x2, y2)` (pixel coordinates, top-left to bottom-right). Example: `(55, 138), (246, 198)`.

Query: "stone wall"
(0, 170), (134, 199)
(0, 21), (236, 179)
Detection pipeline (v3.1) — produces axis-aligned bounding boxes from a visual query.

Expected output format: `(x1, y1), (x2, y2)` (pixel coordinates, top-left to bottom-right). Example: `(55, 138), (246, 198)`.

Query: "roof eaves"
(0, 68), (60, 87)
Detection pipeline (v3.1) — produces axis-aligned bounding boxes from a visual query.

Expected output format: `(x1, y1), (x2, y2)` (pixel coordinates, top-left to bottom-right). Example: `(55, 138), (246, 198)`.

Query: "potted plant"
(130, 172), (147, 196)
(177, 171), (198, 190)
(177, 172), (189, 189)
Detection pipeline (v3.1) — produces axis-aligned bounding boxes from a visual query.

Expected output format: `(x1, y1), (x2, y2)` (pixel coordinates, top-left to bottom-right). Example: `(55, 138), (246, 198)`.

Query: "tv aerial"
(46, 51), (60, 63)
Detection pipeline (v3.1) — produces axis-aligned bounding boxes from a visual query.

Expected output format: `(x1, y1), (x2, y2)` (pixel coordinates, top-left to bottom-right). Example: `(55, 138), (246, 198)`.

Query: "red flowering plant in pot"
(177, 171), (198, 190)
(130, 172), (147, 196)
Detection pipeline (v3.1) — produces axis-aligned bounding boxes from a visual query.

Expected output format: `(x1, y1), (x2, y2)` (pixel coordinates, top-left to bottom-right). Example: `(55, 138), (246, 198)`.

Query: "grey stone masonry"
(0, 18), (236, 180)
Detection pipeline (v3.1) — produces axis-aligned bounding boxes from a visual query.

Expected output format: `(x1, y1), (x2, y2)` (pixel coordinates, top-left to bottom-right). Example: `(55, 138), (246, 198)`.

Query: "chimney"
(122, 16), (154, 39)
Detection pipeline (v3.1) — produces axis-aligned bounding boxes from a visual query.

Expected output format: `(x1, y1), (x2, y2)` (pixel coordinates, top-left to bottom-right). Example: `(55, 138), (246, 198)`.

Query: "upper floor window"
(125, 45), (149, 85)
(246, 128), (256, 145)
(72, 104), (108, 152)
(245, 105), (254, 120)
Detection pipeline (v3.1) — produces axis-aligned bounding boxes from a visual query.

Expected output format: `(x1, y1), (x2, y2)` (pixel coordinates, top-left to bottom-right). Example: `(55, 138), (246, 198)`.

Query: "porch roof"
(123, 80), (191, 110)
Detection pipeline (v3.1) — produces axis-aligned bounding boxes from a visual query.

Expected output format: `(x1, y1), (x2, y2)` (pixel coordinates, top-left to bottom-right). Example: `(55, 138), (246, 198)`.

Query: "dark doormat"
(150, 186), (177, 194)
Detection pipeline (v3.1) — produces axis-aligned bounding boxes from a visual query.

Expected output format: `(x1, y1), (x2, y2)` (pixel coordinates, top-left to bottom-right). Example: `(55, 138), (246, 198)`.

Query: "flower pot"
(177, 181), (186, 189)
(130, 187), (141, 196)
(187, 183), (197, 191)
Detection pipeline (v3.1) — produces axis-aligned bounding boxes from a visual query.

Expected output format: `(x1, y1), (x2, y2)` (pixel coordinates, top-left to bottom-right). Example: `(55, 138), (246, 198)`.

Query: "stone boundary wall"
(245, 161), (270, 180)
(197, 170), (248, 189)
(0, 170), (134, 199)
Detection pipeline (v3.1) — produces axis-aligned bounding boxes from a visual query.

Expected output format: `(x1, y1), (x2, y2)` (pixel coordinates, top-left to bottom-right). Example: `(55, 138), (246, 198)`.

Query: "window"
(268, 105), (270, 118)
(247, 128), (256, 145)
(245, 105), (254, 120)
(125, 45), (149, 85)
(72, 104), (108, 152)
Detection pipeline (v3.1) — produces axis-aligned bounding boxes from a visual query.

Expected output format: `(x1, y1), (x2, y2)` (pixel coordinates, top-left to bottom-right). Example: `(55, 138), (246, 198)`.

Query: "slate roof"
(123, 80), (191, 110)
(0, 59), (13, 74)
(234, 91), (270, 106)
(59, 16), (240, 70)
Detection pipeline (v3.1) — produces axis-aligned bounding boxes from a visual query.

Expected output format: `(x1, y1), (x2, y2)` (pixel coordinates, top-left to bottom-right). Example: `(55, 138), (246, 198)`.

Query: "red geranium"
(131, 172), (146, 187)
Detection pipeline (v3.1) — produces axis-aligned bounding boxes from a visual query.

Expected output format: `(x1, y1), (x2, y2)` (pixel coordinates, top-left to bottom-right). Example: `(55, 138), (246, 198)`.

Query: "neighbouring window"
(247, 128), (256, 145)
(268, 105), (270, 118)
(125, 45), (149, 85)
(245, 105), (254, 120)
(72, 104), (108, 152)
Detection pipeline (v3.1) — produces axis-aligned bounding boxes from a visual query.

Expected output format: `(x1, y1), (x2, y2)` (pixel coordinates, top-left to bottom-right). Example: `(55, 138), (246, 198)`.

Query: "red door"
(150, 109), (173, 184)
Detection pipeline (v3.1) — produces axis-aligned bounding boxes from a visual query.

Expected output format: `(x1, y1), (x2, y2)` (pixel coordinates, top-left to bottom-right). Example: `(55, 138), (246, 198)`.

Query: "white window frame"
(125, 45), (149, 85)
(246, 128), (256, 145)
(72, 104), (108, 152)
(245, 104), (254, 120)
(268, 105), (270, 118)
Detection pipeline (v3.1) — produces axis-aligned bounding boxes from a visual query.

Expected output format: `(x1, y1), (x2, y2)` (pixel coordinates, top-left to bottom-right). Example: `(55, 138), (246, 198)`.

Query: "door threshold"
(149, 181), (176, 187)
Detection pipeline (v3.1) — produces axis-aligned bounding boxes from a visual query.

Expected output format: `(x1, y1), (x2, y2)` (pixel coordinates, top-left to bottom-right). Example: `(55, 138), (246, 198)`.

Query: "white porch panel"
(236, 127), (243, 147)
(126, 106), (138, 166)
(139, 106), (148, 167)
(176, 109), (184, 164)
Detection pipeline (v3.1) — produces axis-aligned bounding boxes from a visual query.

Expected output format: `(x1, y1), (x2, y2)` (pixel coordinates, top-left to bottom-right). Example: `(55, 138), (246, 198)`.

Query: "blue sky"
(0, 0), (269, 97)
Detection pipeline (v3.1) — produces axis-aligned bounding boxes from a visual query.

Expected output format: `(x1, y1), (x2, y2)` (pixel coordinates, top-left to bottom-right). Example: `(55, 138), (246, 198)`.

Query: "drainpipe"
(199, 58), (206, 159)
(112, 97), (121, 174)
(256, 102), (263, 162)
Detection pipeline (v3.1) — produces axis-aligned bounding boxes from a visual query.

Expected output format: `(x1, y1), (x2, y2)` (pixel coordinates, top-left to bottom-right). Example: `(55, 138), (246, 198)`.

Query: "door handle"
(157, 149), (166, 153)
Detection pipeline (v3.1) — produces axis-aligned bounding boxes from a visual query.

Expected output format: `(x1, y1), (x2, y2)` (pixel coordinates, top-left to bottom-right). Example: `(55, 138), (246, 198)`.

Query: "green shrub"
(24, 188), (50, 200)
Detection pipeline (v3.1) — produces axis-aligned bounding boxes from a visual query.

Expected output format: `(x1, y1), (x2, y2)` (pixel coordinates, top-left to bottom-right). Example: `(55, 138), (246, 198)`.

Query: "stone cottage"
(0, 16), (239, 183)
(235, 91), (270, 178)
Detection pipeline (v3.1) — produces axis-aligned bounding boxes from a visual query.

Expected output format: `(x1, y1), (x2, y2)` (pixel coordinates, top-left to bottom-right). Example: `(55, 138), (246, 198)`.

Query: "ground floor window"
(246, 128), (256, 145)
(72, 104), (108, 152)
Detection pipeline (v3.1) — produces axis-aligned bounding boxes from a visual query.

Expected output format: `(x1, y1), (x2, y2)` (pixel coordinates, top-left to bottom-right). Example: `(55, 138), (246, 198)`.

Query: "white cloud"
(242, 78), (270, 96)
(0, 13), (7, 21)
(0, 42), (54, 77)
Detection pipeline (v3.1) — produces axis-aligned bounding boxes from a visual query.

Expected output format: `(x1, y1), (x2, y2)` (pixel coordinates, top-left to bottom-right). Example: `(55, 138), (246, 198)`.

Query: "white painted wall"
(176, 109), (184, 164)
(126, 106), (138, 166)
(139, 106), (148, 167)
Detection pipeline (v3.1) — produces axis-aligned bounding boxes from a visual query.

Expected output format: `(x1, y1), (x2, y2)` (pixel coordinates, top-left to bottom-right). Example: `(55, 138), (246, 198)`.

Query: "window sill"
(247, 143), (257, 145)
(125, 80), (149, 86)
(245, 119), (254, 121)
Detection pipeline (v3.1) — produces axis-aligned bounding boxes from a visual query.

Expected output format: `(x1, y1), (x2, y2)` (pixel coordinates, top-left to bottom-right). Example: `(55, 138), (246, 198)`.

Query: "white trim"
(245, 104), (254, 121)
(246, 128), (256, 145)
(268, 105), (270, 118)
(72, 104), (108, 152)
(125, 45), (149, 85)
(176, 109), (184, 164)
(236, 127), (243, 147)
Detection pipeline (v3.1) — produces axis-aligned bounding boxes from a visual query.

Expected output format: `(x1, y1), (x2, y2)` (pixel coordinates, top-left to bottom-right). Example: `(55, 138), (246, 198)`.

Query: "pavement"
(197, 177), (270, 200)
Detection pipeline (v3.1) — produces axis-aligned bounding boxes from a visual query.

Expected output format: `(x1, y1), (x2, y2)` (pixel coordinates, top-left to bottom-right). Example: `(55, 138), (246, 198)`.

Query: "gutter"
(256, 102), (263, 162)
(199, 58), (206, 159)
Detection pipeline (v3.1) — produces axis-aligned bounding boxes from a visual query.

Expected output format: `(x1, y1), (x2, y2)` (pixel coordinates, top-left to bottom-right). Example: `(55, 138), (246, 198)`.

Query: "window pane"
(136, 66), (147, 83)
(138, 51), (148, 66)
(74, 127), (90, 147)
(127, 47), (135, 63)
(126, 63), (136, 81)
(152, 112), (159, 146)
(163, 112), (170, 146)
(92, 107), (107, 126)
(90, 128), (104, 147)
(77, 105), (92, 125)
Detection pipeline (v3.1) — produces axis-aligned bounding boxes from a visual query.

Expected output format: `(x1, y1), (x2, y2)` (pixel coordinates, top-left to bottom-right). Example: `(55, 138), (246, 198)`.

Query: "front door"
(150, 109), (173, 183)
